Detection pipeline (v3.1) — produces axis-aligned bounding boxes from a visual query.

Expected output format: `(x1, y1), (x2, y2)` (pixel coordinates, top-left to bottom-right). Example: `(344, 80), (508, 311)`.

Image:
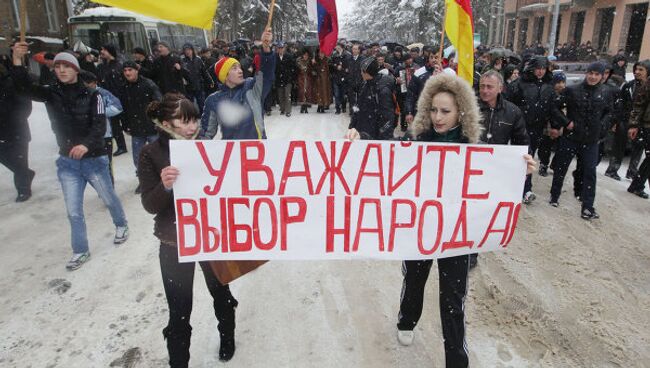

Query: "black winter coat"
(347, 55), (365, 91)
(136, 57), (155, 80)
(97, 59), (123, 95)
(12, 66), (107, 157)
(118, 76), (162, 137)
(0, 66), (32, 142)
(329, 51), (350, 84)
(151, 54), (189, 95)
(275, 52), (296, 87)
(349, 74), (396, 140)
(478, 95), (529, 145)
(505, 68), (555, 131)
(552, 80), (613, 144)
(618, 79), (642, 127)
(181, 54), (212, 93)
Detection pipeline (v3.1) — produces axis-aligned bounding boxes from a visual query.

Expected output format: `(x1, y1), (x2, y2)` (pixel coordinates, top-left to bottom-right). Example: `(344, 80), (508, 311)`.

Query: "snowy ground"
(1, 103), (649, 368)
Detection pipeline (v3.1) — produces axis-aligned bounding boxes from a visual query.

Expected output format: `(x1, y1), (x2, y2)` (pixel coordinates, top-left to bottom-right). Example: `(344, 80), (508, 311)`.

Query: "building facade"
(1, 0), (72, 52)
(502, 0), (650, 60)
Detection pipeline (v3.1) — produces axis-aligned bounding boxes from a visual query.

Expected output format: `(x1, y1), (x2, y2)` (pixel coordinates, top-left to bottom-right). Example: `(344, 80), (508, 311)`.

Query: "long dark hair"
(147, 92), (199, 125)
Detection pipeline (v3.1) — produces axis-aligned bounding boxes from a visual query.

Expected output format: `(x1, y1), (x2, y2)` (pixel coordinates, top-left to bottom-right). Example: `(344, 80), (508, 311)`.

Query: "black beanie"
(122, 60), (139, 70)
(102, 44), (118, 59)
(361, 57), (380, 77)
(587, 61), (606, 75)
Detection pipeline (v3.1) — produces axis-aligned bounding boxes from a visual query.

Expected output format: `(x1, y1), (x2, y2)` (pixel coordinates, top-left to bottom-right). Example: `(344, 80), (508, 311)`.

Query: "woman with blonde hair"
(395, 73), (534, 368)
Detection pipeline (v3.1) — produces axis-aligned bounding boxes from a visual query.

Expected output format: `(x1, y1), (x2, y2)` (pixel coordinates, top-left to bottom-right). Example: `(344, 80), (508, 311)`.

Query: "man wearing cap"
(131, 47), (154, 78)
(151, 41), (189, 96)
(346, 57), (396, 141)
(11, 43), (129, 269)
(550, 61), (613, 219)
(118, 61), (162, 193)
(202, 28), (276, 140)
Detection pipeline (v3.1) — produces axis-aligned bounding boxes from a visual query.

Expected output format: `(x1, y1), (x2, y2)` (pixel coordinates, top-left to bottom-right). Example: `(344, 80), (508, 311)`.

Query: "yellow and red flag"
(91, 0), (219, 29)
(444, 0), (474, 84)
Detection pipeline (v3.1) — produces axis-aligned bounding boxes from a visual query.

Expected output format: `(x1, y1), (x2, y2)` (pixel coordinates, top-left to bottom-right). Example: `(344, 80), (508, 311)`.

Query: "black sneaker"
(335, 108), (341, 114)
(219, 336), (235, 362)
(538, 164), (548, 177)
(626, 171), (636, 180)
(627, 187), (649, 199)
(113, 148), (128, 156)
(286, 112), (291, 117)
(581, 208), (600, 220)
(549, 199), (559, 207)
(16, 192), (32, 202)
(604, 172), (621, 181)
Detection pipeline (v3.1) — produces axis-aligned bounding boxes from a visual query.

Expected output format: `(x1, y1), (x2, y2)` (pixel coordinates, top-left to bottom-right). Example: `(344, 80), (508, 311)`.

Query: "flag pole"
(438, 1), (447, 59)
(19, 0), (27, 42)
(266, 0), (277, 30)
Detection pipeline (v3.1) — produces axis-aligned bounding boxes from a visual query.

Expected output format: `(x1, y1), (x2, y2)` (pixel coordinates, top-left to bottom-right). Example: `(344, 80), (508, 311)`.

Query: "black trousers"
(0, 140), (34, 196)
(159, 244), (238, 368)
(605, 122), (628, 175)
(627, 138), (645, 177)
(629, 128), (650, 191)
(398, 256), (470, 368)
(550, 138), (599, 211)
(111, 116), (127, 151)
(524, 128), (546, 193)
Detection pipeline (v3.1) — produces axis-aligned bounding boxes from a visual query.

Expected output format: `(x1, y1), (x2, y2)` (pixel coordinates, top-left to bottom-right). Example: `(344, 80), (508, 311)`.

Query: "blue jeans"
(332, 79), (346, 109)
(131, 135), (158, 173)
(56, 155), (128, 254)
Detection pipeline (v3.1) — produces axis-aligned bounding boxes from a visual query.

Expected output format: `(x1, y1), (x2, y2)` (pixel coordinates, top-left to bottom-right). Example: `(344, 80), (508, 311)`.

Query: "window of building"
(10, 0), (30, 31)
(44, 0), (60, 33)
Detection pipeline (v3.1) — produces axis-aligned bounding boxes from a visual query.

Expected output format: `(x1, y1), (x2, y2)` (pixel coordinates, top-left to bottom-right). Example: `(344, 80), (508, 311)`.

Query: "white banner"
(170, 140), (528, 262)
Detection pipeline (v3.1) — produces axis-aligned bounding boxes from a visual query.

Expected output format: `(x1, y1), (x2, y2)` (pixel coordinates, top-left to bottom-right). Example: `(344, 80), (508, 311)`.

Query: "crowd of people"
(1, 26), (649, 368)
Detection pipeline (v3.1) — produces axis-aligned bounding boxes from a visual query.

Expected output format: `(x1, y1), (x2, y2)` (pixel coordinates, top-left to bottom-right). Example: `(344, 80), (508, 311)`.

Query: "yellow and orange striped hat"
(214, 57), (239, 84)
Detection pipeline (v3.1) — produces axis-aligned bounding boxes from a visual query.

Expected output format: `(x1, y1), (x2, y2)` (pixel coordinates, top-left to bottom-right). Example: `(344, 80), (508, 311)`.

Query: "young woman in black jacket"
(138, 93), (238, 367)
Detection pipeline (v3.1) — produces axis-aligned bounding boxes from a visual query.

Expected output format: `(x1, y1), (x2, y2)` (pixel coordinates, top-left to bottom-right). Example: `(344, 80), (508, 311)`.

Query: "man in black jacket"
(98, 44), (128, 156)
(151, 41), (189, 96)
(132, 47), (154, 79)
(471, 70), (529, 268)
(11, 44), (129, 270)
(347, 44), (365, 115)
(550, 62), (612, 219)
(181, 44), (212, 115)
(0, 57), (35, 202)
(347, 57), (396, 141)
(329, 43), (350, 115)
(275, 43), (295, 117)
(626, 66), (650, 199)
(119, 61), (162, 189)
(506, 56), (555, 204)
(606, 60), (650, 180)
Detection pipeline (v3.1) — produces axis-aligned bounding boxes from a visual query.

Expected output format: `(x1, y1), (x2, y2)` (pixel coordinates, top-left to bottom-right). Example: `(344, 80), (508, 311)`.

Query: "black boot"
(219, 335), (236, 362)
(163, 326), (192, 368)
(335, 107), (341, 114)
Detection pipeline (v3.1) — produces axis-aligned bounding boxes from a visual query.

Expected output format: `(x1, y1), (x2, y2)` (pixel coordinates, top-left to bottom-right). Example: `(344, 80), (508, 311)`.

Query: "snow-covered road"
(1, 103), (649, 368)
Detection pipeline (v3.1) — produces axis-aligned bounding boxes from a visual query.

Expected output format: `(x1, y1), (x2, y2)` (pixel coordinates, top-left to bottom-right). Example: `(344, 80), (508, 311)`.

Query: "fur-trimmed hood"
(409, 73), (482, 143)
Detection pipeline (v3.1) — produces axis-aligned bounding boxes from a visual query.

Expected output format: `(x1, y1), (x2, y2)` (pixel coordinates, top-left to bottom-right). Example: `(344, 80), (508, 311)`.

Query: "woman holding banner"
(392, 73), (535, 367)
(139, 93), (239, 366)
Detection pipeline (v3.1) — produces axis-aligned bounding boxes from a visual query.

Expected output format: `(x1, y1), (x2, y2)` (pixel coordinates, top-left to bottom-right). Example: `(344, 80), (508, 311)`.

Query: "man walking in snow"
(11, 43), (129, 270)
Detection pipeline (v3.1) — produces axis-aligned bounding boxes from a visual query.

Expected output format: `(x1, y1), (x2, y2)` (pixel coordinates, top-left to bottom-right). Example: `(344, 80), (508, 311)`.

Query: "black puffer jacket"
(404, 64), (435, 116)
(349, 73), (396, 140)
(552, 80), (613, 144)
(152, 54), (189, 95)
(505, 56), (555, 131)
(118, 76), (162, 137)
(478, 94), (529, 145)
(12, 66), (107, 157)
(0, 64), (32, 143)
